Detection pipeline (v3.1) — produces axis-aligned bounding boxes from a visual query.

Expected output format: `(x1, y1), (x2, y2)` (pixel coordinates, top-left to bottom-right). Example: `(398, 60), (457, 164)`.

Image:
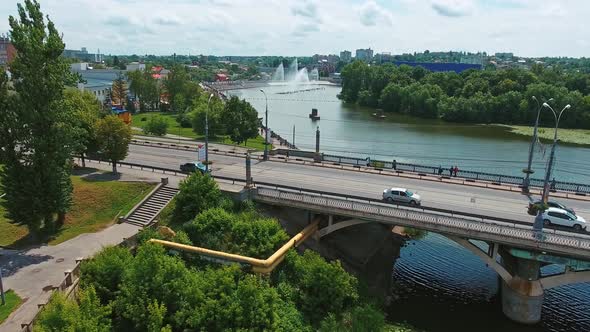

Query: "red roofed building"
(215, 73), (229, 82)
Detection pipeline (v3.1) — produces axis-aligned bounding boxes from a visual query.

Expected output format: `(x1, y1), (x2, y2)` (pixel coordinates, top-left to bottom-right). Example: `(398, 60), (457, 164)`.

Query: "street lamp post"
(522, 96), (553, 193)
(260, 89), (269, 161)
(533, 103), (570, 236)
(205, 93), (213, 172)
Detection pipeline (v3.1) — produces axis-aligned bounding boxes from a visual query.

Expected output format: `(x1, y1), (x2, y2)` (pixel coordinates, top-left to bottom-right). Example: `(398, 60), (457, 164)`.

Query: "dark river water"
(229, 83), (590, 184)
(231, 84), (590, 331)
(388, 232), (590, 332)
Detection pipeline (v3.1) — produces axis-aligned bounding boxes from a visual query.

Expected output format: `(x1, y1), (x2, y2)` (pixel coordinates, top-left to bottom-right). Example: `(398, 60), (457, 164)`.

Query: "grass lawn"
(132, 111), (270, 150)
(0, 175), (155, 248)
(0, 290), (23, 324)
(503, 125), (590, 147)
(133, 111), (197, 138)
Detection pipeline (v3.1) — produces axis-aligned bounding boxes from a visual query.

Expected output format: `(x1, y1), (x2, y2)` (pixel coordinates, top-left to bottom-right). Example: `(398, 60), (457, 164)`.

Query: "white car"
(383, 187), (421, 206)
(542, 207), (587, 231)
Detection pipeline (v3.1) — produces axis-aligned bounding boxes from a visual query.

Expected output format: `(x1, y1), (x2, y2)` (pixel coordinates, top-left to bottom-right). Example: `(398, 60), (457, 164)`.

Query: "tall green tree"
(223, 96), (260, 145)
(164, 65), (190, 112)
(95, 115), (132, 173)
(63, 89), (102, 167)
(111, 72), (127, 106)
(0, 0), (75, 236)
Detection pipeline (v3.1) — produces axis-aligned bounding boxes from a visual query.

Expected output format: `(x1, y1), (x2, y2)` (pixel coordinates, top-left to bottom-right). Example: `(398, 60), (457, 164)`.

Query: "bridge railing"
(254, 187), (590, 257)
(322, 154), (590, 195)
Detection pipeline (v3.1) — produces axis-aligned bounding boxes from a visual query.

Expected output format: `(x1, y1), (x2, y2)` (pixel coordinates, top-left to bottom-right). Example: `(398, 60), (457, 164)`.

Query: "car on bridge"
(528, 200), (575, 216)
(541, 207), (587, 231)
(180, 161), (210, 175)
(383, 187), (421, 206)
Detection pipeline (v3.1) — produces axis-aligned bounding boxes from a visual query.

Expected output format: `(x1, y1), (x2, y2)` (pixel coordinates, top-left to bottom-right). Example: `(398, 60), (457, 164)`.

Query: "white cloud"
(291, 0), (319, 19)
(359, 0), (393, 26)
(0, 0), (588, 57)
(431, 0), (474, 17)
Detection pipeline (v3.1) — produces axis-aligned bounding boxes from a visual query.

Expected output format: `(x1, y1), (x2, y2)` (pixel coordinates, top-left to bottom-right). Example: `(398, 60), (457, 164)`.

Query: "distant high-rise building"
(327, 54), (340, 64)
(340, 50), (351, 63)
(355, 48), (373, 62)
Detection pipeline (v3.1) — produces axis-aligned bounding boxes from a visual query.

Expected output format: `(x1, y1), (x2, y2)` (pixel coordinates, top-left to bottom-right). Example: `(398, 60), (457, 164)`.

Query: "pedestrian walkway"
(125, 186), (178, 227)
(0, 170), (169, 332)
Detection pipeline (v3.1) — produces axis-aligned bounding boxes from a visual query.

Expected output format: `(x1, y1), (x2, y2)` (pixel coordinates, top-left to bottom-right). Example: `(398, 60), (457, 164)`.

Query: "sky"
(0, 0), (587, 57)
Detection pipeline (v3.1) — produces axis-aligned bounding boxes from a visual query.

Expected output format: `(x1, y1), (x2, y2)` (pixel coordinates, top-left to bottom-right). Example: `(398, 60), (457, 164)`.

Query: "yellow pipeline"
(149, 218), (319, 274)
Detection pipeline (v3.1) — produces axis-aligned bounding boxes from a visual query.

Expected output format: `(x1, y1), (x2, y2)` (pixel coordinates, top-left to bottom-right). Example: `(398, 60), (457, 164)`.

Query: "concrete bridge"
(252, 187), (590, 325)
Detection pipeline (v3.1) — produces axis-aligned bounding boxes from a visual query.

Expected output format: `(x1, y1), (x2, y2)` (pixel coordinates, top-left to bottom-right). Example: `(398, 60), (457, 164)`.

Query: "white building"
(70, 62), (89, 71)
(126, 62), (146, 71)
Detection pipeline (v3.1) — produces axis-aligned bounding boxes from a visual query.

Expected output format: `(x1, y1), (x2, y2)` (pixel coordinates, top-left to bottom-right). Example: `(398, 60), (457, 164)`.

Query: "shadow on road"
(80, 172), (122, 182)
(0, 250), (53, 277)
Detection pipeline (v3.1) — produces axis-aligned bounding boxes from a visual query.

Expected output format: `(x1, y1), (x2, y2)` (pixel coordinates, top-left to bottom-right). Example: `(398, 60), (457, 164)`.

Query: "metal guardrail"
(81, 158), (588, 236)
(322, 154), (590, 195)
(255, 187), (590, 258)
(129, 138), (589, 195)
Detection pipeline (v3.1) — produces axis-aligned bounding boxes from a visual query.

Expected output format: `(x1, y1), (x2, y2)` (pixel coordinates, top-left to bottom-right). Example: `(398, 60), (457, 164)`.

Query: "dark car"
(180, 161), (210, 174)
(527, 200), (575, 216)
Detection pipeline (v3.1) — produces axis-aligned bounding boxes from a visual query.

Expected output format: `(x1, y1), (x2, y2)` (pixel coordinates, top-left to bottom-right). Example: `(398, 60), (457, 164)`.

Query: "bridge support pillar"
(501, 256), (543, 324)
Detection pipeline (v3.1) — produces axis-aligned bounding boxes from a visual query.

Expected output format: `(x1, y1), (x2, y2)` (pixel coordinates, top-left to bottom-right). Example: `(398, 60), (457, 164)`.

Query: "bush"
(80, 246), (133, 304)
(35, 286), (111, 332)
(144, 115), (168, 136)
(278, 250), (359, 323)
(175, 112), (192, 128)
(183, 208), (289, 259)
(318, 305), (385, 332)
(141, 117), (147, 121)
(172, 172), (222, 225)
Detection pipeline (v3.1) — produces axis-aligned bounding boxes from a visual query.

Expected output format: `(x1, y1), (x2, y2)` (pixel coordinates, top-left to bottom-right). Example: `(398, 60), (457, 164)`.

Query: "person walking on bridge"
(438, 165), (443, 176)
(449, 166), (453, 177)
(453, 166), (459, 177)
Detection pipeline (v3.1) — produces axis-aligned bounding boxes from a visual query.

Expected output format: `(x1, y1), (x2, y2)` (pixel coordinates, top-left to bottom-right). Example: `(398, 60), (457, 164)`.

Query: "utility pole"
(205, 94), (213, 172)
(260, 89), (269, 160)
(292, 125), (295, 148)
(1, 267), (5, 305)
(522, 96), (553, 193)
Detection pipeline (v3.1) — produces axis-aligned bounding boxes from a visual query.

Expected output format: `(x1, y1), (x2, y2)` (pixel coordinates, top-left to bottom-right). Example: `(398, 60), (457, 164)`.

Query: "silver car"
(383, 187), (421, 206)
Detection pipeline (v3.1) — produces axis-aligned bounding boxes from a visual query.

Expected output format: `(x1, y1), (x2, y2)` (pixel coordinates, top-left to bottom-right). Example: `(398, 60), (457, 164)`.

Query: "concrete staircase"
(125, 185), (179, 227)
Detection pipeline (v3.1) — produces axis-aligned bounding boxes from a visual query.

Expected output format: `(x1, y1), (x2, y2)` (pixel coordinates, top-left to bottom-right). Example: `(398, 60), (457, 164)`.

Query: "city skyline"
(0, 0), (587, 57)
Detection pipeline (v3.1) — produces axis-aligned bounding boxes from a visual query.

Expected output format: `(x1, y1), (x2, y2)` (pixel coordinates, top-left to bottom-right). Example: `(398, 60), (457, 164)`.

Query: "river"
(389, 232), (590, 332)
(228, 83), (590, 184)
(230, 83), (590, 331)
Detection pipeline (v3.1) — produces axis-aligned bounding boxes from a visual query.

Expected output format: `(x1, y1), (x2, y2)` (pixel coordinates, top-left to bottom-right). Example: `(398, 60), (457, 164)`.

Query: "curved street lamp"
(260, 89), (269, 161)
(522, 96), (553, 193)
(533, 103), (570, 237)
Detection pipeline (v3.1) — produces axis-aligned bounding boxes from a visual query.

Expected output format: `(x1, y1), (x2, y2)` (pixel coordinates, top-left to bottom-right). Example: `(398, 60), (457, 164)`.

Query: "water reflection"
(230, 85), (590, 182)
(388, 232), (590, 332)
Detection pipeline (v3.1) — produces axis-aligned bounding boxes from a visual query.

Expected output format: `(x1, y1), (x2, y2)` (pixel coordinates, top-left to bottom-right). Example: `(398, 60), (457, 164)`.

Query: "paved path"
(0, 170), (163, 332)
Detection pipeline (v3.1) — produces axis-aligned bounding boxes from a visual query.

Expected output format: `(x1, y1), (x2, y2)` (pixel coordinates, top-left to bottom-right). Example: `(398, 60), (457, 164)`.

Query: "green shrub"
(35, 286), (111, 332)
(144, 115), (168, 136)
(172, 172), (222, 225)
(183, 208), (288, 259)
(80, 246), (133, 304)
(278, 250), (359, 323)
(175, 113), (192, 128)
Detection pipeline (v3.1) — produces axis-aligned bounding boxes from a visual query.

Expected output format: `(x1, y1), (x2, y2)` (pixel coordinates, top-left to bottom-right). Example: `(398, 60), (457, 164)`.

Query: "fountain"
(272, 63), (284, 81)
(271, 58), (310, 83)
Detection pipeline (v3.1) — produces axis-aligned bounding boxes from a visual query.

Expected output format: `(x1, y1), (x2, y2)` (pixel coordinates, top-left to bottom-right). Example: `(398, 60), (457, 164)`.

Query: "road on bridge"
(125, 144), (590, 225)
